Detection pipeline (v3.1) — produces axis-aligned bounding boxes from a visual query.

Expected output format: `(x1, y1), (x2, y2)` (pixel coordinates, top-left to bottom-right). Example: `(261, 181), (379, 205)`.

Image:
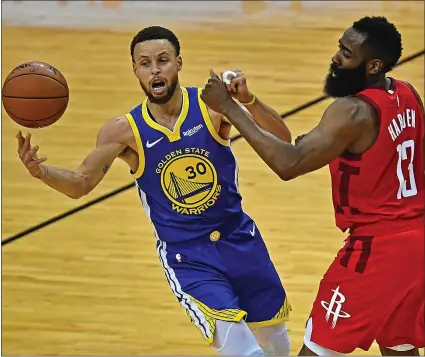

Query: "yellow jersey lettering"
(159, 148), (221, 215)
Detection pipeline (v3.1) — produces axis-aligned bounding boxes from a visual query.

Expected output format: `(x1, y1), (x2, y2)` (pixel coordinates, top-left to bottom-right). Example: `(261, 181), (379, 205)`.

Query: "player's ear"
(367, 59), (383, 76)
(177, 56), (183, 72)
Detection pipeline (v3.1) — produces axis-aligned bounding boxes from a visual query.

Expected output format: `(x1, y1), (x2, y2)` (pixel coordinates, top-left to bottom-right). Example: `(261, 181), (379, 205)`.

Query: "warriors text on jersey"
(125, 86), (243, 243)
(329, 79), (425, 234)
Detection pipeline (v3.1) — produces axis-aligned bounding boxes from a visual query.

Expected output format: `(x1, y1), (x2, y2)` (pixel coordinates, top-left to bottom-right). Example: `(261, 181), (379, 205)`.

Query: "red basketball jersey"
(329, 79), (425, 234)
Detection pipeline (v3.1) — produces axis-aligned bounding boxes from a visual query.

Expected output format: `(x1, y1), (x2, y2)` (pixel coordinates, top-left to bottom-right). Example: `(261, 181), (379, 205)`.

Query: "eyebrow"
(338, 40), (352, 54)
(138, 50), (169, 59)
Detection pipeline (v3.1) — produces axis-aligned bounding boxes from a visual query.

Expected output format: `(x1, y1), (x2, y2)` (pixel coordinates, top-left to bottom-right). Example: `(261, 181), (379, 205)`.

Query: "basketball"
(2, 61), (69, 128)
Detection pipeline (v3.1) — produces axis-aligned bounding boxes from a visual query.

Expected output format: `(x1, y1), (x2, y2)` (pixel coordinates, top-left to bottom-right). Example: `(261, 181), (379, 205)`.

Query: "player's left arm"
(220, 97), (367, 180)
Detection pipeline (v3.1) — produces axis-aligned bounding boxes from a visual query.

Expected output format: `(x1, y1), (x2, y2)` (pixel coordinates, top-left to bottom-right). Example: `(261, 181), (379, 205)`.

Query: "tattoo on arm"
(42, 165), (49, 178)
(103, 164), (110, 174)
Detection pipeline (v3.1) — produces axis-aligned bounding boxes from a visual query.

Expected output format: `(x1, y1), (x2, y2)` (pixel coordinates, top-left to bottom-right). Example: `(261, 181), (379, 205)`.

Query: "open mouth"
(330, 63), (338, 78)
(151, 79), (166, 94)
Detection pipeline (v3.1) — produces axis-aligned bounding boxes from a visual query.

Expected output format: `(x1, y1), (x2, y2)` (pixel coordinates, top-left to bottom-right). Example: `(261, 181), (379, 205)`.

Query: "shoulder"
(317, 97), (376, 144)
(97, 115), (134, 145)
(326, 96), (376, 124)
(326, 96), (367, 115)
(400, 80), (425, 110)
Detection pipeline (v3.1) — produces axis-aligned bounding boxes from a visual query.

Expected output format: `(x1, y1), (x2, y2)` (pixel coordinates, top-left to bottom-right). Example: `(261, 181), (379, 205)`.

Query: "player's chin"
(148, 88), (172, 104)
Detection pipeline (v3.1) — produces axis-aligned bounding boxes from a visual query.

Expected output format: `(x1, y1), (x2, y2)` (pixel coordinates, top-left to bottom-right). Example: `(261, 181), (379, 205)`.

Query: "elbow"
(276, 163), (298, 181)
(278, 171), (296, 181)
(67, 176), (91, 199)
(66, 191), (86, 199)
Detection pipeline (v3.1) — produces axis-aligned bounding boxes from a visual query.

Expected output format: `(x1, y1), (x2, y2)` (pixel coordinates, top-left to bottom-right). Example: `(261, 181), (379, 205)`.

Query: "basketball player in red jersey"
(200, 16), (424, 356)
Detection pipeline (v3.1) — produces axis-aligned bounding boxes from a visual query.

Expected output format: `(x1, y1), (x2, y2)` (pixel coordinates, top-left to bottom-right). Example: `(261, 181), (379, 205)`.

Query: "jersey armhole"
(401, 80), (425, 118)
(196, 88), (230, 146)
(124, 112), (145, 178)
(355, 93), (381, 126)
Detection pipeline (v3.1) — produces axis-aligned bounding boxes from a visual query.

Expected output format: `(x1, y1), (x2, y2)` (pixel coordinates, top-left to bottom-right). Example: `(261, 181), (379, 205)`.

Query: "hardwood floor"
(2, 1), (423, 355)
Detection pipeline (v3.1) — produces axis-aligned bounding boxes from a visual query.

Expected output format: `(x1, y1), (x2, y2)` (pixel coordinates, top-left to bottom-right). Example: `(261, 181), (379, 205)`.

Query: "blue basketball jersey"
(125, 86), (243, 243)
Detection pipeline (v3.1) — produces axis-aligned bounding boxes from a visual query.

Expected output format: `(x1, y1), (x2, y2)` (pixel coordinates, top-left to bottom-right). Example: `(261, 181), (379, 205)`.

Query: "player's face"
(324, 27), (383, 97)
(132, 39), (182, 104)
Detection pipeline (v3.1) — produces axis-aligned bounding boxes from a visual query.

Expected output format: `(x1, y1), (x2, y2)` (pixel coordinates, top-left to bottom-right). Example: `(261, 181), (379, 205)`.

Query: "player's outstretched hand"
(16, 131), (47, 179)
(201, 69), (235, 114)
(221, 69), (255, 104)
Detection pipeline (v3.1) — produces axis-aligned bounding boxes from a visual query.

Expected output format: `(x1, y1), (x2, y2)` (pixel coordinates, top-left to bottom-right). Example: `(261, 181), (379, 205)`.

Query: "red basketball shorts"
(307, 225), (424, 354)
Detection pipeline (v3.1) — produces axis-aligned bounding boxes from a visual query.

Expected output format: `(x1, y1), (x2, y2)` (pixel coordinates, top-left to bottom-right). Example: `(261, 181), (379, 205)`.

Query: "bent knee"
(253, 322), (291, 355)
(213, 320), (264, 356)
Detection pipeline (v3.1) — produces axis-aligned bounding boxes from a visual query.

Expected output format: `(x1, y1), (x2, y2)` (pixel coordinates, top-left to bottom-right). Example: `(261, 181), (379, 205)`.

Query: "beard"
(140, 74), (179, 104)
(324, 61), (369, 97)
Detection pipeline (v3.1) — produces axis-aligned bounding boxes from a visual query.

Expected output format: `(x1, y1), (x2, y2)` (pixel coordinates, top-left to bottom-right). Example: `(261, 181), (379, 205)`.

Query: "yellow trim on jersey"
(141, 86), (189, 142)
(124, 112), (145, 178)
(197, 88), (230, 146)
(189, 295), (247, 344)
(247, 296), (292, 329)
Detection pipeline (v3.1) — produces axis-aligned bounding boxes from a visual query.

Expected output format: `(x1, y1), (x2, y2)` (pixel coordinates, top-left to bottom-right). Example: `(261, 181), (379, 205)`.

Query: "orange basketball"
(2, 61), (69, 128)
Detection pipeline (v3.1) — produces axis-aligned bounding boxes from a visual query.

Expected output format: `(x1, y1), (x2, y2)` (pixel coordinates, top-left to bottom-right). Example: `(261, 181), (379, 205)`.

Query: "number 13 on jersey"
(397, 139), (418, 199)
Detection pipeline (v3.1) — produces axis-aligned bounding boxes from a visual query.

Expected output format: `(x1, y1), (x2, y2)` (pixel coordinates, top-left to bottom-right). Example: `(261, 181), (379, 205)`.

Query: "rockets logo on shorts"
(320, 286), (351, 328)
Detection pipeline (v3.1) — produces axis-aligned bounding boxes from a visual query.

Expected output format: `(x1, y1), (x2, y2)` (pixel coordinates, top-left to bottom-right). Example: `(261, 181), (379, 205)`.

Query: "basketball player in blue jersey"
(15, 26), (292, 356)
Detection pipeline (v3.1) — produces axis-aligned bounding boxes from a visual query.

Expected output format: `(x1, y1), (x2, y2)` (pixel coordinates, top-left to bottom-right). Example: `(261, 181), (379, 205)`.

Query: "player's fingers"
(200, 89), (207, 101)
(23, 132), (31, 153)
(28, 157), (47, 166)
(23, 145), (38, 164)
(30, 145), (40, 158)
(230, 78), (242, 93)
(16, 131), (26, 155)
(16, 130), (25, 148)
(207, 78), (219, 87)
(210, 69), (220, 80)
(222, 70), (236, 84)
(23, 151), (33, 165)
(24, 144), (39, 157)
(228, 69), (244, 79)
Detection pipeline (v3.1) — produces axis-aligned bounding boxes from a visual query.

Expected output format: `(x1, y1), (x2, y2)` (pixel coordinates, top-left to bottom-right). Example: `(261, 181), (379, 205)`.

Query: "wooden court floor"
(1, 1), (424, 355)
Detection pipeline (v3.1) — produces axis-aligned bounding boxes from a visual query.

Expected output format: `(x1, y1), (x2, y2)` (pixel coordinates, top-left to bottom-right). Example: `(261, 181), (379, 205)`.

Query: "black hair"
(130, 26), (180, 61)
(352, 16), (402, 73)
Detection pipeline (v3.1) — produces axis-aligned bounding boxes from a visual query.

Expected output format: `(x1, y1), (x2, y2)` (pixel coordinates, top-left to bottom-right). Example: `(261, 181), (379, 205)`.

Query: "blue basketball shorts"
(155, 212), (291, 343)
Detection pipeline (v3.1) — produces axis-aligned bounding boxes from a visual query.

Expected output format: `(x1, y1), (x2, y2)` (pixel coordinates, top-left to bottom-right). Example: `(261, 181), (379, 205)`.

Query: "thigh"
(377, 283), (425, 350)
(220, 214), (291, 327)
(308, 232), (419, 354)
(156, 240), (247, 344)
(377, 228), (425, 349)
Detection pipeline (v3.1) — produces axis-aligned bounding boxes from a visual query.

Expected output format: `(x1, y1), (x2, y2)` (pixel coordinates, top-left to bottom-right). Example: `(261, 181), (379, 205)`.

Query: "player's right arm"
(218, 96), (370, 180)
(16, 117), (129, 199)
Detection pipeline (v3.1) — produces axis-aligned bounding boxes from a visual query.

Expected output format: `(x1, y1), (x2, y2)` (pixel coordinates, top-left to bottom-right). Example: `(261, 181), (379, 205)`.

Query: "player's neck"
(367, 75), (388, 90)
(147, 85), (183, 122)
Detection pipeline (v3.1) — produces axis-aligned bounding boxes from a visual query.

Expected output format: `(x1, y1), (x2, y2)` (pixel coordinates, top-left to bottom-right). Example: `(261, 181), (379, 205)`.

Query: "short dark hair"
(130, 26), (180, 61)
(352, 16), (402, 73)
